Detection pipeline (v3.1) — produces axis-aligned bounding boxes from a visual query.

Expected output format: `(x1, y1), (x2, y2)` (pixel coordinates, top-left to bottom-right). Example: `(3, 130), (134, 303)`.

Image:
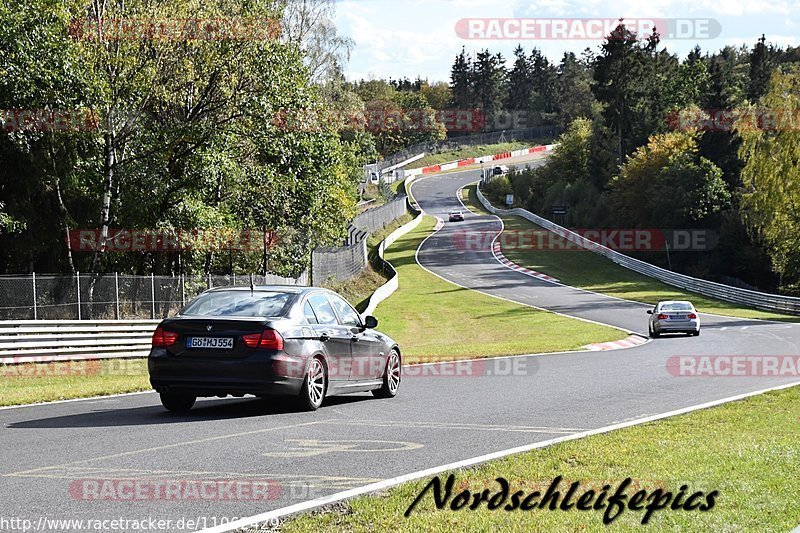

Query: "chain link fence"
(311, 240), (368, 285)
(0, 271), (307, 320)
(352, 196), (408, 235)
(313, 196), (411, 284)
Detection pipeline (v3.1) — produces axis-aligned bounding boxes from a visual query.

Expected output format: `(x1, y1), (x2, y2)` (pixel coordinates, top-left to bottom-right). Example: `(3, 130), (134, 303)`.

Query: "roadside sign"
(506, 194), (514, 206)
(552, 206), (567, 215)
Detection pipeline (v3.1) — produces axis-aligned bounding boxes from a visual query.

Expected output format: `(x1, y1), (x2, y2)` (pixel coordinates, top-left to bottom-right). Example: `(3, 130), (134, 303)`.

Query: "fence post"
(76, 271), (81, 320)
(233, 273), (236, 286)
(181, 273), (186, 306)
(32, 272), (37, 320)
(150, 273), (156, 319)
(207, 273), (212, 290)
(114, 272), (120, 320)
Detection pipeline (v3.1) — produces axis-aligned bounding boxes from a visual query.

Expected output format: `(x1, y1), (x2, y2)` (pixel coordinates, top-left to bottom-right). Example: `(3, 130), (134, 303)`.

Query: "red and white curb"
(492, 242), (560, 283)
(585, 334), (649, 351)
(415, 144), (556, 175)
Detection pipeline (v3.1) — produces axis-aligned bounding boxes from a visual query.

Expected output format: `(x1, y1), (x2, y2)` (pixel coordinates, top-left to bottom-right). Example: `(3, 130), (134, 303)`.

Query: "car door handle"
(319, 333), (329, 342)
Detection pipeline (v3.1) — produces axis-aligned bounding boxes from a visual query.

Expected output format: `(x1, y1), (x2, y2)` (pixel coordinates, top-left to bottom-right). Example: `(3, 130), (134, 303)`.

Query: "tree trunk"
(87, 130), (115, 318)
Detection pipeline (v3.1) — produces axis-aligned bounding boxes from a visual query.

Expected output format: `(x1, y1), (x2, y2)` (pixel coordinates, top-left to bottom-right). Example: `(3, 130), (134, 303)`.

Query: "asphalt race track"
(1, 169), (799, 531)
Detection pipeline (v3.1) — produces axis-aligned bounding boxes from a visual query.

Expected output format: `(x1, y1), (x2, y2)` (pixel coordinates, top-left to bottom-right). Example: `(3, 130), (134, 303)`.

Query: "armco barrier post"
(32, 272), (37, 320)
(181, 273), (186, 306)
(76, 271), (82, 320)
(150, 273), (155, 319)
(114, 272), (120, 320)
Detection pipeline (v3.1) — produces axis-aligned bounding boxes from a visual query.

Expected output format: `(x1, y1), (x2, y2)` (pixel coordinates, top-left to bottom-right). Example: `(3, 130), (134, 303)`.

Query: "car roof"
(657, 300), (694, 306)
(205, 285), (326, 295)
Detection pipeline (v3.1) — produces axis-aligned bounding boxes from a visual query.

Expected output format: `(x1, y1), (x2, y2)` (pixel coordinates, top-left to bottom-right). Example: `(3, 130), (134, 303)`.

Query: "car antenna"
(249, 273), (255, 296)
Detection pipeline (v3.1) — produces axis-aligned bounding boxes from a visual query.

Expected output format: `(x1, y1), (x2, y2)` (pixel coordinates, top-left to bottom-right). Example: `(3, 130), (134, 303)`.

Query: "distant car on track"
(148, 286), (401, 412)
(493, 165), (509, 176)
(448, 211), (464, 222)
(647, 300), (700, 337)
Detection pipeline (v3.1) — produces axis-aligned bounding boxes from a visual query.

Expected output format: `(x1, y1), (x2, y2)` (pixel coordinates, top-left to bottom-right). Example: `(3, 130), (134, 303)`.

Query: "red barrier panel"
(422, 164), (441, 174)
(457, 158), (476, 167)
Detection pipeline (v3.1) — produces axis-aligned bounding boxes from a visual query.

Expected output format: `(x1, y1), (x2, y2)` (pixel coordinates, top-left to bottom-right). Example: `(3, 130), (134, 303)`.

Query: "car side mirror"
(363, 315), (378, 329)
(646, 310), (653, 315)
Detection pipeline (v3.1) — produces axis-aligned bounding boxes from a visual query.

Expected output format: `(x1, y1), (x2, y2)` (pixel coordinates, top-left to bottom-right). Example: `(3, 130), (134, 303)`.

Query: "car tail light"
(687, 313), (697, 319)
(657, 313), (668, 320)
(152, 327), (178, 347)
(242, 328), (284, 350)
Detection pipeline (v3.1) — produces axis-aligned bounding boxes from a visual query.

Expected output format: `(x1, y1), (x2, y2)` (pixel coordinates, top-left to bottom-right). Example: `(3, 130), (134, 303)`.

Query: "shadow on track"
(7, 394), (372, 429)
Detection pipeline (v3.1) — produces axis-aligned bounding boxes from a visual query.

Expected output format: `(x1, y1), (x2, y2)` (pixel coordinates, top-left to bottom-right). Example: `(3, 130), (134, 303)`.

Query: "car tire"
(373, 350), (401, 399)
(297, 356), (327, 411)
(651, 329), (660, 338)
(693, 330), (700, 336)
(160, 392), (196, 412)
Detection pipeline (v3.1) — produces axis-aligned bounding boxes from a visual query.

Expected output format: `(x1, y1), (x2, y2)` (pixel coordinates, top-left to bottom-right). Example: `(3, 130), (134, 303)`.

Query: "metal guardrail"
(0, 319), (160, 364)
(476, 183), (800, 316)
(361, 199), (423, 318)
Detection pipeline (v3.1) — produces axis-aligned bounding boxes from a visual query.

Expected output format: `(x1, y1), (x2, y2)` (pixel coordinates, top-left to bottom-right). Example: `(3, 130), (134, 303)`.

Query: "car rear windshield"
(661, 302), (693, 311)
(180, 291), (293, 317)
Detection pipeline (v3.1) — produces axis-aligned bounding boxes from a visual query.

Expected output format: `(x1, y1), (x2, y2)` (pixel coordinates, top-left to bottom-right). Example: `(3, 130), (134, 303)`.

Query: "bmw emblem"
(206, 325), (213, 332)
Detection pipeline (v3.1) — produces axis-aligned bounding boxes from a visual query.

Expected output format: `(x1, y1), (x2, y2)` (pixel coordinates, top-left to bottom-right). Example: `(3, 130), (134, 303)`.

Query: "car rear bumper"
(655, 320), (700, 332)
(148, 349), (306, 397)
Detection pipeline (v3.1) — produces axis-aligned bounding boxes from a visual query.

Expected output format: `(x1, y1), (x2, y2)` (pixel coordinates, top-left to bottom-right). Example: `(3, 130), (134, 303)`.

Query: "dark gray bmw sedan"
(148, 286), (401, 412)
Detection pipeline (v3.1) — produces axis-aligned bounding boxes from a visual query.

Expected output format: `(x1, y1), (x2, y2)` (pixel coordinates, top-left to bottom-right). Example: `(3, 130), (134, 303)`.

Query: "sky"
(333, 0), (799, 82)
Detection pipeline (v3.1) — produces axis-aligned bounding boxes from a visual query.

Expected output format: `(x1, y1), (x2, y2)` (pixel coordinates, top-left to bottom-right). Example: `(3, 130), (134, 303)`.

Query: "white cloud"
(334, 0), (800, 82)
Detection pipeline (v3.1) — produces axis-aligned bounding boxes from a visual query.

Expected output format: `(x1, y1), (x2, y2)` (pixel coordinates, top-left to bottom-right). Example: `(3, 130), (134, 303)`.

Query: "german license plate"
(186, 337), (234, 349)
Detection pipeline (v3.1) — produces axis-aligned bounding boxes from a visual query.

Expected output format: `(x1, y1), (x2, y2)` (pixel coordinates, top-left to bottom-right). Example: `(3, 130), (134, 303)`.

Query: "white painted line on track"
(455, 178), (796, 326)
(198, 380), (800, 533)
(0, 390), (156, 411)
(408, 177), (643, 337)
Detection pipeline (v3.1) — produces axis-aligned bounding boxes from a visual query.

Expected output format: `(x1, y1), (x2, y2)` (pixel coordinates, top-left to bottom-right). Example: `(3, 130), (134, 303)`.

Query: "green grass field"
(462, 184), (798, 322)
(278, 384), (800, 532)
(326, 213), (415, 313)
(413, 141), (536, 169)
(0, 358), (150, 406)
(372, 216), (626, 363)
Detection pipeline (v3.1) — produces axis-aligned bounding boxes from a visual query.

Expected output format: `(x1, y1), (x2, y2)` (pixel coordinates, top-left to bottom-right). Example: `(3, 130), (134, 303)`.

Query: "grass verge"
(326, 213), (415, 313)
(462, 184), (798, 322)
(414, 141), (545, 168)
(0, 359), (149, 406)
(372, 216), (626, 363)
(278, 384), (800, 532)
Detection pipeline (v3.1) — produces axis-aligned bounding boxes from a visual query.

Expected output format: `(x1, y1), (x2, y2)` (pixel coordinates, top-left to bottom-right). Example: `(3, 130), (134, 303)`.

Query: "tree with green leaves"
(738, 66), (800, 291)
(472, 50), (507, 129)
(610, 131), (729, 228)
(555, 52), (598, 128)
(450, 47), (472, 110)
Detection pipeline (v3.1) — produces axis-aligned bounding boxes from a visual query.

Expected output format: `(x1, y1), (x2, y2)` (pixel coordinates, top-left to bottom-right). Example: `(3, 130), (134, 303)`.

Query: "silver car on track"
(647, 300), (700, 337)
